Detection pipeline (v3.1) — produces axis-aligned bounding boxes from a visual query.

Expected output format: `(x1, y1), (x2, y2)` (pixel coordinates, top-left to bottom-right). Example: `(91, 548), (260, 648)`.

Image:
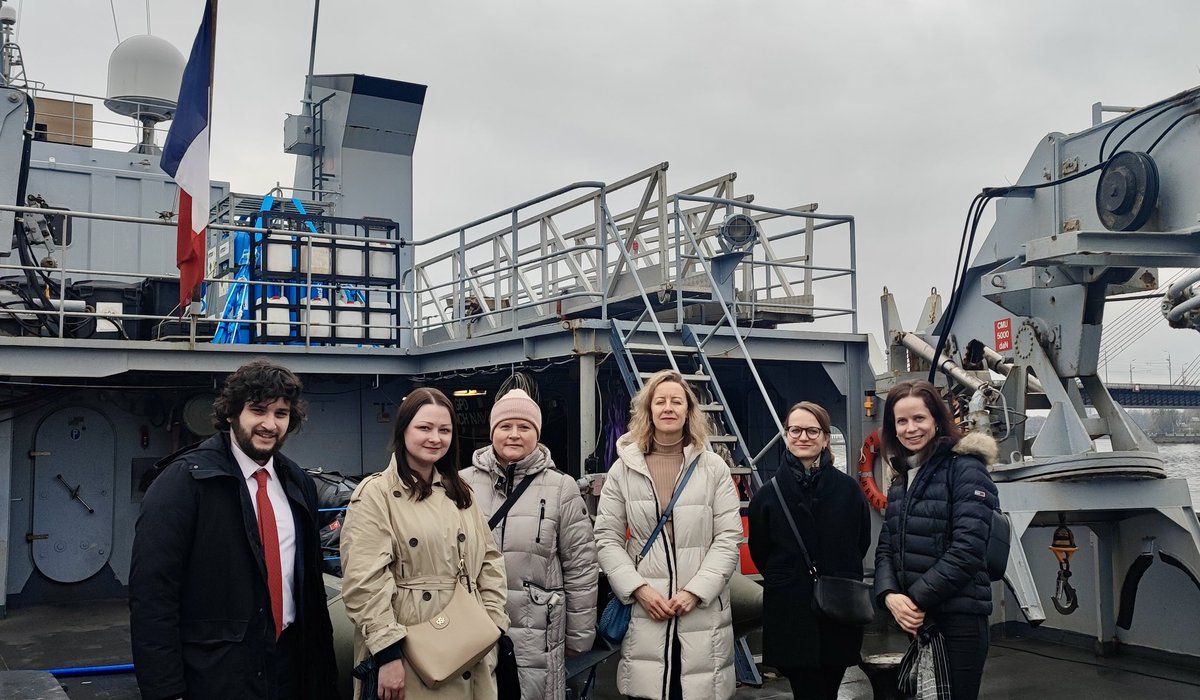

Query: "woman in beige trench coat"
(341, 388), (509, 700)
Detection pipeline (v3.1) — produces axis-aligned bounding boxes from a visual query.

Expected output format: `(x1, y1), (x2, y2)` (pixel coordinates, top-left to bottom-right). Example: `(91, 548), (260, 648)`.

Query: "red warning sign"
(994, 318), (1012, 352)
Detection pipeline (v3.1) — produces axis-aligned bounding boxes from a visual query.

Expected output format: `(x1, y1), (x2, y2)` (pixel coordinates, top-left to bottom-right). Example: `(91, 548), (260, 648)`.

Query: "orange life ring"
(857, 430), (888, 513)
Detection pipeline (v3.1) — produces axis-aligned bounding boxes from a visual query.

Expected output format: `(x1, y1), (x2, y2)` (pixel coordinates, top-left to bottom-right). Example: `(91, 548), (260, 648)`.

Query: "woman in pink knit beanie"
(460, 387), (599, 700)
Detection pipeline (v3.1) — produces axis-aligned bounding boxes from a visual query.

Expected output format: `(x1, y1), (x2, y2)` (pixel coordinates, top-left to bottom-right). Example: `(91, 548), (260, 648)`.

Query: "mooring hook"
(1052, 567), (1079, 615)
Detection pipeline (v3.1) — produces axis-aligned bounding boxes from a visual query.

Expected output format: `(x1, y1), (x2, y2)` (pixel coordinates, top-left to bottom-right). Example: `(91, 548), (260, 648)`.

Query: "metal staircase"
(604, 199), (794, 687)
(609, 323), (759, 490)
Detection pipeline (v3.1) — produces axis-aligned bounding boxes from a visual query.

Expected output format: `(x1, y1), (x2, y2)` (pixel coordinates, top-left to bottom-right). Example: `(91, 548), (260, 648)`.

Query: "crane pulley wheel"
(1095, 150), (1159, 231)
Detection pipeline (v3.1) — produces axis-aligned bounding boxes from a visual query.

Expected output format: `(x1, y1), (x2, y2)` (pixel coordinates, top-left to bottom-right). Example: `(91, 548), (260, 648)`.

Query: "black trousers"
(780, 665), (847, 700)
(936, 613), (989, 700)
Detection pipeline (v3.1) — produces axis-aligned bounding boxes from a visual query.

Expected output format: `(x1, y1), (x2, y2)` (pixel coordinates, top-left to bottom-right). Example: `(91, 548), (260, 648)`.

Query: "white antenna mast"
(0, 0), (23, 87)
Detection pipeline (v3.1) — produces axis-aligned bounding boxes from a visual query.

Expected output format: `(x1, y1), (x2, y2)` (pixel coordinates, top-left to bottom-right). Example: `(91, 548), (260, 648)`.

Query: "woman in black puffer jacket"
(873, 380), (999, 700)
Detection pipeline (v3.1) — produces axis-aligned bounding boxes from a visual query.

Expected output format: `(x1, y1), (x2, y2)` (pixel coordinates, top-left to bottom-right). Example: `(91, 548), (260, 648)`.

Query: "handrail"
(0, 204), (402, 247)
(670, 193), (859, 466)
(0, 203), (406, 345)
(2, 167), (859, 350)
(412, 181), (606, 248)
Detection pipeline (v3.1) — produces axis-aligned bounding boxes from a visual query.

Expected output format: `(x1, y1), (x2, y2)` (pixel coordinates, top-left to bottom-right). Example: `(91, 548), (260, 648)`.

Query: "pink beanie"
(490, 388), (542, 436)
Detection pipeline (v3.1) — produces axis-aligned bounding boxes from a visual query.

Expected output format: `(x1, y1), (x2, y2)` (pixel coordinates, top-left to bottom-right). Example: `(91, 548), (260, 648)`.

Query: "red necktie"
(253, 468), (284, 639)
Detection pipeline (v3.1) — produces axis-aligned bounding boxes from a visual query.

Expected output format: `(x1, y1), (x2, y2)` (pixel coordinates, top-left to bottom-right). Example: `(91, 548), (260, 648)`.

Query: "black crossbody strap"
(636, 454), (702, 563)
(488, 473), (538, 530)
(771, 478), (817, 578)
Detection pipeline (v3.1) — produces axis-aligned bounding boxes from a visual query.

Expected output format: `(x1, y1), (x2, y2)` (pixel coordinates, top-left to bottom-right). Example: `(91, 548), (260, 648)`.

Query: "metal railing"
(673, 195), (859, 332)
(407, 180), (609, 344)
(1, 165), (859, 350)
(0, 204), (406, 348)
(410, 164), (859, 342)
(24, 87), (175, 152)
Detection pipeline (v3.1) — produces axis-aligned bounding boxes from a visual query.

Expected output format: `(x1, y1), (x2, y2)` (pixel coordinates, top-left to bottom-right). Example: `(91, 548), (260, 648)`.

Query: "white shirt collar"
(229, 433), (276, 481)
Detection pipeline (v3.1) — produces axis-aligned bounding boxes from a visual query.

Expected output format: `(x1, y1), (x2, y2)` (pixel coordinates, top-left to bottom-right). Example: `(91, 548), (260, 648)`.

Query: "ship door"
(30, 407), (116, 583)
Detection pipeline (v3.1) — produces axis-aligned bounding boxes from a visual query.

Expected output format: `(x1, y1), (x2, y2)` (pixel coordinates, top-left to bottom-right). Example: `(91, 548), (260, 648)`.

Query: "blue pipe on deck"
(46, 663), (135, 677)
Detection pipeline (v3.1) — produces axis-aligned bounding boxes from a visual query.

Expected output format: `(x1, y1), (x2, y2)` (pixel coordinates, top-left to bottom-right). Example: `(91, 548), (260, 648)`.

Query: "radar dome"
(105, 35), (186, 122)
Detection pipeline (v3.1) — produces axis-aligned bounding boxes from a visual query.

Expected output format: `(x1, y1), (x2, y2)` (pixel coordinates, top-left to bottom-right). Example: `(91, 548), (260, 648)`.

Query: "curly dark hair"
(212, 358), (308, 434)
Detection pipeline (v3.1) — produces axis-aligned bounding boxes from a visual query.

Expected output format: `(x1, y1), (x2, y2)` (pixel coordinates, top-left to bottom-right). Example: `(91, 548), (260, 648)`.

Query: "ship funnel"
(288, 74), (425, 233)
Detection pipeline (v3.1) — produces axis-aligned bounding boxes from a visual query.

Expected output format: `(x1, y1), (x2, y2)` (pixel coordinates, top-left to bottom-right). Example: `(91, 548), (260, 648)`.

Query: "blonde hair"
(626, 369), (710, 453)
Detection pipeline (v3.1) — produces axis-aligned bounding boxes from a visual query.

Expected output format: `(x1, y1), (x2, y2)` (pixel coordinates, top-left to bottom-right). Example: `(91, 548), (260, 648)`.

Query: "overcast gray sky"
(13, 0), (1200, 383)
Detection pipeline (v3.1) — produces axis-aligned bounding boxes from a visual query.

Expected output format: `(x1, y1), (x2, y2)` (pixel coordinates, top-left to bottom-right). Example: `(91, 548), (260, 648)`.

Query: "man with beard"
(130, 359), (338, 700)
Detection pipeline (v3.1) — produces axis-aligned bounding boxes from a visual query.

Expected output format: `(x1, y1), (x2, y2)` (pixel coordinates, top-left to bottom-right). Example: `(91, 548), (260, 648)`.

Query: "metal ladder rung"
(624, 342), (695, 354)
(699, 403), (724, 412)
(708, 434), (738, 443)
(640, 371), (709, 382)
(728, 466), (753, 475)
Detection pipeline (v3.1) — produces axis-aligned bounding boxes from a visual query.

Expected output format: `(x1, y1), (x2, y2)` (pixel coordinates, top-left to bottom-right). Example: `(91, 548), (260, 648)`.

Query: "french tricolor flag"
(161, 0), (217, 312)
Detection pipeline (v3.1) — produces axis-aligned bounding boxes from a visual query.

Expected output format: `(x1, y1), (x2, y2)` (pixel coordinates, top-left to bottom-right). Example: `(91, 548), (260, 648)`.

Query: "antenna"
(104, 35), (186, 154)
(0, 0), (21, 87)
(304, 0), (321, 119)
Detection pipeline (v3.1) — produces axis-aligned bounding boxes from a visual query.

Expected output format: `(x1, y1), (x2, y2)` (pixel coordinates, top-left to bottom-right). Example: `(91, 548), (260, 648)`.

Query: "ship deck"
(1, 599), (1198, 699)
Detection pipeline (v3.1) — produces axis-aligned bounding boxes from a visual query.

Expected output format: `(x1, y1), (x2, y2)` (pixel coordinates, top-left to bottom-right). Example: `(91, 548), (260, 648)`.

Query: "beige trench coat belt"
(395, 575), (458, 591)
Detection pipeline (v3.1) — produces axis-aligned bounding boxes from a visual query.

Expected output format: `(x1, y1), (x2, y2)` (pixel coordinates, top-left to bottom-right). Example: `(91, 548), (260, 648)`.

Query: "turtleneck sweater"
(647, 434), (685, 511)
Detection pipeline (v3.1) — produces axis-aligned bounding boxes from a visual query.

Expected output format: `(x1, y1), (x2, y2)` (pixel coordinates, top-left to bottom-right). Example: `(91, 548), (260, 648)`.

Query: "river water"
(1159, 442), (1200, 508)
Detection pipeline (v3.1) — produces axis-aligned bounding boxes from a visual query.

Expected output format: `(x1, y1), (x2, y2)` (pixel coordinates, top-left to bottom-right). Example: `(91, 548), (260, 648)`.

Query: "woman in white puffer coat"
(461, 388), (599, 700)
(594, 370), (743, 700)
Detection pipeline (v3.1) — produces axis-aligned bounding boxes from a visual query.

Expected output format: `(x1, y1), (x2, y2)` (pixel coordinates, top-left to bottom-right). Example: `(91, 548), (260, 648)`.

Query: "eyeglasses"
(785, 426), (824, 439)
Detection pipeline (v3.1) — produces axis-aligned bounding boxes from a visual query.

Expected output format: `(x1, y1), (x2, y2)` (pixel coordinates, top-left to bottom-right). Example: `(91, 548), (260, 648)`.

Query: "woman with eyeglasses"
(747, 401), (871, 699)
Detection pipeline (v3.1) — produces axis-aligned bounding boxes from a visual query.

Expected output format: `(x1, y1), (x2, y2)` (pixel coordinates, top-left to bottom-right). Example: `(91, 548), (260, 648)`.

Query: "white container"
(367, 300), (394, 341)
(263, 295), (292, 337)
(265, 236), (296, 273)
(250, 295), (292, 338)
(368, 242), (397, 280)
(336, 299), (365, 340)
(302, 297), (331, 339)
(336, 241), (366, 277)
(300, 244), (332, 275)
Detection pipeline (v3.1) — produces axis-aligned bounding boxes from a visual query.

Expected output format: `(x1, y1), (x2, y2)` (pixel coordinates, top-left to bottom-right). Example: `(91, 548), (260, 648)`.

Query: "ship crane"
(878, 87), (1200, 647)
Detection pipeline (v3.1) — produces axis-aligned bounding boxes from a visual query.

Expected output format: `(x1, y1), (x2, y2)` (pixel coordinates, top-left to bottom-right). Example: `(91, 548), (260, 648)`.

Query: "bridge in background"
(1083, 382), (1200, 408)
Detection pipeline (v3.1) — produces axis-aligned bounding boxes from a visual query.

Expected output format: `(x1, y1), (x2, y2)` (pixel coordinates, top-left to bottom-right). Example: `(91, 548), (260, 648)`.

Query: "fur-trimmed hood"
(887, 431), (1000, 481)
(952, 431), (999, 470)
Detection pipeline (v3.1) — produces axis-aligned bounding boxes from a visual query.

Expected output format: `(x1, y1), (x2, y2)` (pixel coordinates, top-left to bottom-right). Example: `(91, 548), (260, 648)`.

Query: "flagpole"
(207, 0), (217, 141)
(196, 0), (217, 315)
(161, 0), (219, 312)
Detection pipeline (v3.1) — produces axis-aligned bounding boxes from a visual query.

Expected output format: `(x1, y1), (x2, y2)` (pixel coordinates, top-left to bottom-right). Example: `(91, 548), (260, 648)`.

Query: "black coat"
(747, 452), (872, 670)
(873, 433), (1000, 617)
(129, 433), (338, 700)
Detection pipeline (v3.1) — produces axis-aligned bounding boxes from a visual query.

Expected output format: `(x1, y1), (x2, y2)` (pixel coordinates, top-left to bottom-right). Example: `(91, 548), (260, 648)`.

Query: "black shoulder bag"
(946, 457), (1010, 582)
(771, 478), (875, 626)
